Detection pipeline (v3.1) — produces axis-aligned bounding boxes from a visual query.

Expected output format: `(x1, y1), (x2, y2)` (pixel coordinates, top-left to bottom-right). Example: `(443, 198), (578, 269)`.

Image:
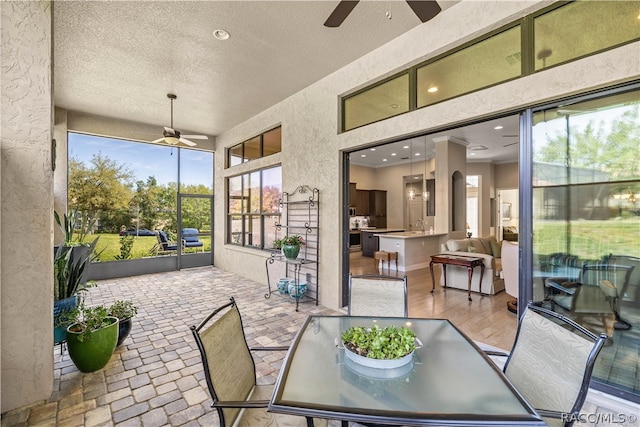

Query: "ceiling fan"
(152, 94), (208, 147)
(324, 0), (441, 27)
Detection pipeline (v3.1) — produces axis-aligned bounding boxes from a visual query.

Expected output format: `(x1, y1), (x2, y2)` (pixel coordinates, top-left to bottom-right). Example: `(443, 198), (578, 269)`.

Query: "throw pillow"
(478, 237), (493, 255)
(490, 241), (502, 258)
(446, 239), (461, 251)
(467, 246), (477, 253)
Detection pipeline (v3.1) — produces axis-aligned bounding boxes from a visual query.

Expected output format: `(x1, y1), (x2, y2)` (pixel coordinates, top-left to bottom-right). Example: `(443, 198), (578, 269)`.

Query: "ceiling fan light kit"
(151, 93), (208, 147)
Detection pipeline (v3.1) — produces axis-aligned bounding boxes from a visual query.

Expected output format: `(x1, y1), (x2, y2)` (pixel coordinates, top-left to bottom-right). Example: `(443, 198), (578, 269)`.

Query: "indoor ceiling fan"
(152, 94), (208, 147)
(324, 0), (441, 27)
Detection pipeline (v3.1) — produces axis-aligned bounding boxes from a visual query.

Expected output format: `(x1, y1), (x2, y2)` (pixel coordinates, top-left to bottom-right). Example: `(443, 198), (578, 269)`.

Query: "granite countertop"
(376, 231), (446, 239)
(362, 228), (405, 233)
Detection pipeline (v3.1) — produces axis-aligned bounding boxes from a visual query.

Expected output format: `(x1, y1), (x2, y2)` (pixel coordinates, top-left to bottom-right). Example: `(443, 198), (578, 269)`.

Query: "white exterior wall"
(1, 1), (54, 412)
(214, 0), (640, 309)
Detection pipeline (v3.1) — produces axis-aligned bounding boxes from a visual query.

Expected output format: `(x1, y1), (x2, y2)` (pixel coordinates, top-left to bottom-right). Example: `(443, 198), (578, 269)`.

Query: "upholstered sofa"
(438, 236), (505, 295)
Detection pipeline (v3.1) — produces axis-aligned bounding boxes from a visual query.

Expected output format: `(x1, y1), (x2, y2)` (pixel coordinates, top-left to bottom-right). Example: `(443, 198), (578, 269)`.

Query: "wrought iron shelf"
(265, 185), (319, 312)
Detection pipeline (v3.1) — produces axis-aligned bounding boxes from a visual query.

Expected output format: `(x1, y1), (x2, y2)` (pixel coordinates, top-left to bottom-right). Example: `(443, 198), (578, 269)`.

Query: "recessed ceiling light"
(415, 152), (420, 156)
(382, 159), (388, 162)
(370, 148), (376, 151)
(213, 29), (230, 40)
(391, 153), (397, 156)
(470, 152), (476, 156)
(427, 87), (438, 93)
(390, 103), (399, 109)
(403, 145), (409, 149)
(468, 145), (488, 151)
(361, 154), (366, 157)
(494, 125), (504, 130)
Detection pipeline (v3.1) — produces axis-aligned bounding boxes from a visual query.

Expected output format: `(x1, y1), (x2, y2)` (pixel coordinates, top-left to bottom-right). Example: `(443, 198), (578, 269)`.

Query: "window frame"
(226, 165), (282, 250)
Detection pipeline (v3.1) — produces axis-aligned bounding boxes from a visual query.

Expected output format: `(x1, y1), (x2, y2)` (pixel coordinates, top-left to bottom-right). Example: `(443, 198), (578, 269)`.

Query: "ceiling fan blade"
(181, 135), (209, 140)
(324, 0), (359, 27)
(151, 137), (165, 144)
(179, 137), (197, 147)
(164, 127), (176, 135)
(503, 141), (519, 147)
(405, 0), (441, 23)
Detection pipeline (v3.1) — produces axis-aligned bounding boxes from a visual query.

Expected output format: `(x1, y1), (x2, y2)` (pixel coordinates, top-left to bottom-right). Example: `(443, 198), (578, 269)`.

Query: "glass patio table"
(269, 315), (544, 426)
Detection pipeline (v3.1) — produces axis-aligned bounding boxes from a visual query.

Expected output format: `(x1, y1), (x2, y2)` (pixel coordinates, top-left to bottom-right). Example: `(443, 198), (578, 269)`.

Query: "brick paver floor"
(2, 266), (637, 426)
(2, 266), (340, 426)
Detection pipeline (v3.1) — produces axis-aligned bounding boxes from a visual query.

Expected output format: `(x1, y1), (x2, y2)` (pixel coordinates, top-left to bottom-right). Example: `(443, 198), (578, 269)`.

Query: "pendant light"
(422, 137), (430, 201)
(408, 141), (415, 200)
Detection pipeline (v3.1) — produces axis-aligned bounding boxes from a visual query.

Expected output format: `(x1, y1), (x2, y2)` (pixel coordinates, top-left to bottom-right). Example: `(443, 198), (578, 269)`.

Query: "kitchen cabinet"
(356, 190), (369, 215)
(368, 190), (387, 228)
(349, 183), (357, 208)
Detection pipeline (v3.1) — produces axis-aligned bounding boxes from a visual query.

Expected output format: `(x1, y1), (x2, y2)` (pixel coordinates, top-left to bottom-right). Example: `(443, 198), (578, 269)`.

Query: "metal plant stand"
(265, 185), (319, 312)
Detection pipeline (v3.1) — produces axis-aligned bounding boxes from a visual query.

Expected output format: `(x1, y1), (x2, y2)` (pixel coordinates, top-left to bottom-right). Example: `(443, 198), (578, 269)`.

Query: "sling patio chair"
(348, 273), (408, 317)
(547, 263), (634, 336)
(153, 230), (178, 255)
(190, 297), (327, 427)
(484, 302), (607, 427)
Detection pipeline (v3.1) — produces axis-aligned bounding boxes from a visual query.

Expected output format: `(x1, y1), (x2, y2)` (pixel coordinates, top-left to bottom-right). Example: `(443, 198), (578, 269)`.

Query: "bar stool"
(374, 250), (398, 271)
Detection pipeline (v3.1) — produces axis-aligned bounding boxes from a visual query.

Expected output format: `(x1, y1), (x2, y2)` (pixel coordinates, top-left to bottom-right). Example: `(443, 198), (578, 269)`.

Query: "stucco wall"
(213, 0), (639, 310)
(1, 1), (54, 412)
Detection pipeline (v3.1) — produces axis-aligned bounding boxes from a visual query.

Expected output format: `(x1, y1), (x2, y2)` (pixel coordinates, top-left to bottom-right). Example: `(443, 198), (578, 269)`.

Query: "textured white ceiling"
(54, 0), (457, 137)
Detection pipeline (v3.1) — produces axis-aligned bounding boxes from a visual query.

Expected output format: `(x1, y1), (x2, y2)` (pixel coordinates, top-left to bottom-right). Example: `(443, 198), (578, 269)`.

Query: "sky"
(68, 133), (213, 188)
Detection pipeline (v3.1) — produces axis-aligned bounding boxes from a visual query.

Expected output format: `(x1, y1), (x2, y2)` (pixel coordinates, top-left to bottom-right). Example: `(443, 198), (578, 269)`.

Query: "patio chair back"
(190, 298), (257, 426)
(503, 303), (607, 427)
(157, 231), (178, 251)
(348, 273), (408, 317)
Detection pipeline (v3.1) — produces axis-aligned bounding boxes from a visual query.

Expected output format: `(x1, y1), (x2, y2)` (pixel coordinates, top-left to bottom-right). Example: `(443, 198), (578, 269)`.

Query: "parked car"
(119, 228), (156, 236)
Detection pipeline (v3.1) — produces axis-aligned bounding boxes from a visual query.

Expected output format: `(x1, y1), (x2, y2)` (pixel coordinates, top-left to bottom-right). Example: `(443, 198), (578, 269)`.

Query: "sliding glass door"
(529, 86), (640, 399)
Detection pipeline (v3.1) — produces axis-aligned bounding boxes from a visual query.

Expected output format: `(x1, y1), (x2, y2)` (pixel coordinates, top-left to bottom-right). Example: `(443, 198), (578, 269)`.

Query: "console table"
(430, 254), (485, 301)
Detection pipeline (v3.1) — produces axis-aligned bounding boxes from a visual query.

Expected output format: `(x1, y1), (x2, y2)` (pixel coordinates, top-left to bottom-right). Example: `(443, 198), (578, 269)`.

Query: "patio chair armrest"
(545, 277), (569, 286)
(483, 350), (509, 357)
(249, 346), (290, 352)
(535, 408), (565, 419)
(214, 399), (269, 408)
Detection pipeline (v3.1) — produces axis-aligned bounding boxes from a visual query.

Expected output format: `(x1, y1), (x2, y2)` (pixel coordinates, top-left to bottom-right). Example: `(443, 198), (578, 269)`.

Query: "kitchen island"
(376, 231), (446, 271)
(361, 228), (405, 257)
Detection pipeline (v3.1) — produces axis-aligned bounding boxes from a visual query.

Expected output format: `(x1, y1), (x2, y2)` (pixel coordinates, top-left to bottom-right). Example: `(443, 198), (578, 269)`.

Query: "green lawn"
(83, 233), (211, 261)
(534, 217), (640, 260)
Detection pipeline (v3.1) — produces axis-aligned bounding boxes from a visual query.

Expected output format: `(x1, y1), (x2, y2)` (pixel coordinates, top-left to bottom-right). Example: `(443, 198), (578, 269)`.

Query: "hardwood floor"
(349, 251), (517, 351)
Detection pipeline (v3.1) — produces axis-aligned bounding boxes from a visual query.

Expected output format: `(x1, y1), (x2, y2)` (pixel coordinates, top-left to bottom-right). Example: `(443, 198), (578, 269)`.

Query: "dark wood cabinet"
(349, 183), (357, 208)
(368, 190), (387, 228)
(356, 190), (369, 215)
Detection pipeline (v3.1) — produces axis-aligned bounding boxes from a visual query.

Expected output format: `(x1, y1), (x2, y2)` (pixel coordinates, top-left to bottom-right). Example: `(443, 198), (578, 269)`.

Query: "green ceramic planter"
(282, 244), (300, 260)
(66, 317), (119, 372)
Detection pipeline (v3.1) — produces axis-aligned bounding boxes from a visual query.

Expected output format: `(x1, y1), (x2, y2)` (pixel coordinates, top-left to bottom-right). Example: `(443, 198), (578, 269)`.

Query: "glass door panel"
(178, 195), (213, 268)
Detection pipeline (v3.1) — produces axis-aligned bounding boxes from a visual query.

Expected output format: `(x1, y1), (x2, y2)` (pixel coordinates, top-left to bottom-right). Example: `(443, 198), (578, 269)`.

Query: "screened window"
(343, 73), (410, 131)
(534, 1), (640, 71)
(226, 126), (281, 167)
(67, 133), (213, 261)
(417, 25), (521, 108)
(227, 166), (282, 249)
(341, 1), (640, 131)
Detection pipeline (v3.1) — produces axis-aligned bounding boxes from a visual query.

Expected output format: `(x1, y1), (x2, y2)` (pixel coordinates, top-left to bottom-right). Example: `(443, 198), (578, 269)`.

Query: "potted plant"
(273, 235), (305, 260)
(53, 241), (98, 344)
(108, 300), (138, 346)
(341, 325), (418, 368)
(53, 210), (100, 344)
(65, 304), (119, 373)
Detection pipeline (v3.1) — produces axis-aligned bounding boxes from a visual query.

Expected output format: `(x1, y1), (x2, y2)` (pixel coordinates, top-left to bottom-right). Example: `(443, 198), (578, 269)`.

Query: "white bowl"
(342, 341), (417, 370)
